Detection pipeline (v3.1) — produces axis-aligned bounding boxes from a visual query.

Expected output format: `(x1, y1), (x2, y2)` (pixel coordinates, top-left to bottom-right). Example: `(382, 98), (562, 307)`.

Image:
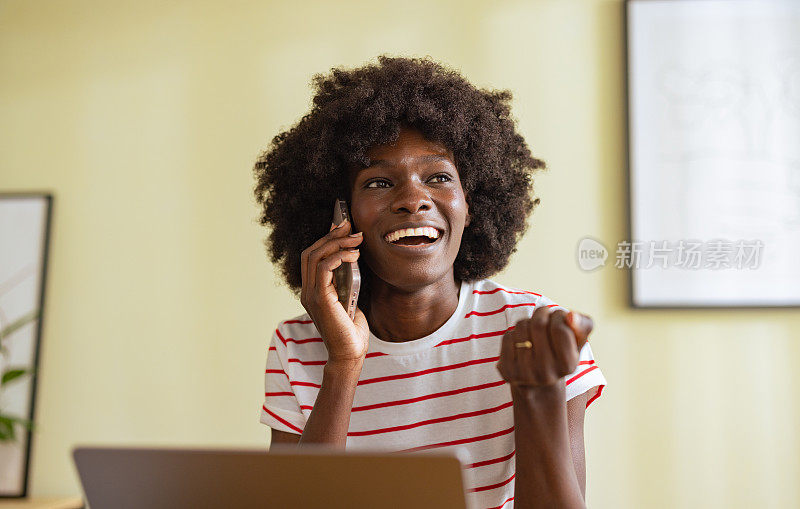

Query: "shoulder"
(274, 312), (318, 338)
(470, 279), (568, 309)
(469, 279), (570, 322)
(270, 312), (327, 360)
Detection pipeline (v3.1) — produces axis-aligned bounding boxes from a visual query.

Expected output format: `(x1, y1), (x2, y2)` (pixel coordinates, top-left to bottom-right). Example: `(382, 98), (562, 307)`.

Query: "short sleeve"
(536, 295), (607, 409)
(565, 342), (606, 408)
(259, 329), (305, 435)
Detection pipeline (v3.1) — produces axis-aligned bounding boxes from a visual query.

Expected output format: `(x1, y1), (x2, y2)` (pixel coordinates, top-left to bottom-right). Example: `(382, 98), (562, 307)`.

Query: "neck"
(365, 273), (461, 342)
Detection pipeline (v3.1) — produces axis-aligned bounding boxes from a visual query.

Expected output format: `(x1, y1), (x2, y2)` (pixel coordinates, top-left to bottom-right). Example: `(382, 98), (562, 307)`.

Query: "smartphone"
(332, 199), (361, 320)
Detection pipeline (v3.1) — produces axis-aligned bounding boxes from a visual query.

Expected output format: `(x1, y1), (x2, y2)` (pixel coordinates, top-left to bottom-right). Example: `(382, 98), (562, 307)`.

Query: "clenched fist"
(496, 306), (593, 388)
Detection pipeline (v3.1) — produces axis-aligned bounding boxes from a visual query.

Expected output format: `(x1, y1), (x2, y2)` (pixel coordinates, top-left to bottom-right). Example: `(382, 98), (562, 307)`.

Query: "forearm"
(297, 358), (363, 448)
(512, 380), (585, 509)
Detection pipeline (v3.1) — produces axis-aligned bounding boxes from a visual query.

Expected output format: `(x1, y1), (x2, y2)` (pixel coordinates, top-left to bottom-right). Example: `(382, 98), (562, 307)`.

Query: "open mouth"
(384, 226), (442, 247)
(392, 236), (437, 246)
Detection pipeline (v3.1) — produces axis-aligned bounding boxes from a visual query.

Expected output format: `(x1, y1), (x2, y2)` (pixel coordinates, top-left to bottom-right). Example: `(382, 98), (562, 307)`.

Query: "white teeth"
(384, 227), (441, 243)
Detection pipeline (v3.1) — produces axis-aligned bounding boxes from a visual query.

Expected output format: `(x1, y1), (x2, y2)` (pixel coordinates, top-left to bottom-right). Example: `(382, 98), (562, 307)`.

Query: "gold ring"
(514, 341), (533, 349)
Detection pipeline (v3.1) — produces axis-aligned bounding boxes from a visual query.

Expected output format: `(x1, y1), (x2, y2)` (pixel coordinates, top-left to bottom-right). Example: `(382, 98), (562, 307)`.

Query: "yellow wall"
(1, 0), (798, 507)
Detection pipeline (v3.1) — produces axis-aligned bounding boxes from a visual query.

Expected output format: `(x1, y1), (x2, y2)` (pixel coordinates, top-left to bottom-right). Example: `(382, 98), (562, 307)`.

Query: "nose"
(391, 178), (432, 215)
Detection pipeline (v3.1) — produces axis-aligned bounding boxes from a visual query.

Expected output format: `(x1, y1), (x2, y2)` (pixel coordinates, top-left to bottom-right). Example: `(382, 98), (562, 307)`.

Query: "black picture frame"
(0, 192), (53, 498)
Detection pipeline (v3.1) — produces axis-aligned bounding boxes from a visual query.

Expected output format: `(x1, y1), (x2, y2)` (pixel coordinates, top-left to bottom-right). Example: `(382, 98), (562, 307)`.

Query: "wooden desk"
(0, 498), (83, 509)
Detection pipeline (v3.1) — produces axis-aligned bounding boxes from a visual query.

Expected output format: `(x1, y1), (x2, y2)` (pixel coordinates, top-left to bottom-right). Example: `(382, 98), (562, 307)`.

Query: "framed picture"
(0, 193), (52, 497)
(625, 0), (800, 307)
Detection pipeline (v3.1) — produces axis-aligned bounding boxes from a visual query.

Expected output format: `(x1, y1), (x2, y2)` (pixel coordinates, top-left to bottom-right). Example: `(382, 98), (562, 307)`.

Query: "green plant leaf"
(0, 416), (17, 442)
(2, 368), (30, 385)
(0, 413), (33, 426)
(0, 310), (40, 341)
(0, 413), (32, 442)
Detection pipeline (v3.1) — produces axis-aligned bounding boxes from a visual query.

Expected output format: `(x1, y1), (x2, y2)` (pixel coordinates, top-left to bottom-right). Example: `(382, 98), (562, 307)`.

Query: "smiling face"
(349, 127), (470, 292)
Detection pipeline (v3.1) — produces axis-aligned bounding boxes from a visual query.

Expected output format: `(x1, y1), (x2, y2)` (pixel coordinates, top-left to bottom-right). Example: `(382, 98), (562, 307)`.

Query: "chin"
(368, 263), (455, 292)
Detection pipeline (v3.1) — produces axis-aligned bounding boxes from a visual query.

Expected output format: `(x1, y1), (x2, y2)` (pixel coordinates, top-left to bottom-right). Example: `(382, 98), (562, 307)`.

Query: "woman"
(254, 56), (606, 509)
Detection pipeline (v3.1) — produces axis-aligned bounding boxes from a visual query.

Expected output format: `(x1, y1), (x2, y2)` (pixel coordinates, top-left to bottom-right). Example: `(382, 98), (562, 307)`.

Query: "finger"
(517, 306), (551, 385)
(302, 221), (346, 289)
(316, 249), (360, 291)
(567, 311), (593, 352)
(548, 310), (579, 376)
(309, 233), (363, 263)
(304, 221), (354, 288)
(529, 306), (556, 385)
(513, 319), (537, 384)
(307, 234), (362, 289)
(310, 219), (352, 287)
(497, 325), (519, 381)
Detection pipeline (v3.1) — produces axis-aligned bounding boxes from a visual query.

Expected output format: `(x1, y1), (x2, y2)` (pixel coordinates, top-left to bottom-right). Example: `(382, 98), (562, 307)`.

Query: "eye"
(365, 179), (391, 189)
(429, 173), (453, 183)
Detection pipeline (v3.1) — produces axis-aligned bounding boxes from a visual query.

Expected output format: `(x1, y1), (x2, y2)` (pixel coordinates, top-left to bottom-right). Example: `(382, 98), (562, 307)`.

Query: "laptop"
(73, 446), (467, 509)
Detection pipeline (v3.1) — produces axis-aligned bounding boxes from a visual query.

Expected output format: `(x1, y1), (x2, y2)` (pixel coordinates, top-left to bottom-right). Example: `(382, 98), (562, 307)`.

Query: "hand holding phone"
(298, 200), (369, 364)
(331, 200), (361, 320)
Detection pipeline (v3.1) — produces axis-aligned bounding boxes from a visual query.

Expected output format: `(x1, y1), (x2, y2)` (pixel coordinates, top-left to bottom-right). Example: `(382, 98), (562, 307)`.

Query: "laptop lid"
(73, 446), (467, 509)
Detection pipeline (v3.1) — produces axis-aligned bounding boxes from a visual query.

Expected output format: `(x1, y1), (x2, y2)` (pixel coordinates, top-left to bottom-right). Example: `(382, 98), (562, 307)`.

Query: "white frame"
(626, 0), (800, 308)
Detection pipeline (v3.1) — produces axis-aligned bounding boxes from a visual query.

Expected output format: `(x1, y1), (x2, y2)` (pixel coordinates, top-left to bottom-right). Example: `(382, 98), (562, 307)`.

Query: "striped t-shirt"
(260, 278), (607, 509)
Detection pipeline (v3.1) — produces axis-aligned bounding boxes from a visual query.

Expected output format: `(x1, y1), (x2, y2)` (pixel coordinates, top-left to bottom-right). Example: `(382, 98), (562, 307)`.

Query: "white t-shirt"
(260, 278), (607, 509)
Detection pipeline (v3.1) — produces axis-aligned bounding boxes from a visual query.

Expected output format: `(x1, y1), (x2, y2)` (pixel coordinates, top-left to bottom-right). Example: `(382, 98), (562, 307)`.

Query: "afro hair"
(253, 55), (547, 296)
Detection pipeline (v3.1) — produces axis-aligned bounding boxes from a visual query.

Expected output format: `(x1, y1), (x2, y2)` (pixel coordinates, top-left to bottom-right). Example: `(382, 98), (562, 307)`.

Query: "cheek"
(349, 197), (372, 232)
(446, 193), (469, 227)
(349, 198), (381, 250)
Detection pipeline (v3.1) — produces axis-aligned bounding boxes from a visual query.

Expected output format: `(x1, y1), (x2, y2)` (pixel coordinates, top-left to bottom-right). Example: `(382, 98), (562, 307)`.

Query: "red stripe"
(467, 449), (515, 469)
(268, 346), (277, 352)
(348, 401), (513, 437)
(271, 367), (596, 398)
(487, 496), (515, 509)
(399, 425), (514, 453)
(286, 337), (324, 345)
(285, 337), (324, 344)
(352, 380), (506, 412)
(265, 369), (291, 382)
(276, 329), (324, 345)
(283, 319), (313, 325)
(566, 365), (598, 385)
(288, 358), (327, 366)
(270, 358), (594, 400)
(264, 391), (294, 397)
(357, 356), (499, 386)
(270, 352), (400, 366)
(439, 324), (581, 351)
(469, 473), (515, 493)
(473, 287), (541, 296)
(545, 303), (561, 308)
(300, 405), (313, 411)
(276, 351), (383, 359)
(465, 302), (536, 318)
(586, 384), (604, 408)
(271, 356), (505, 390)
(434, 326), (512, 347)
(578, 360), (595, 366)
(262, 405), (303, 434)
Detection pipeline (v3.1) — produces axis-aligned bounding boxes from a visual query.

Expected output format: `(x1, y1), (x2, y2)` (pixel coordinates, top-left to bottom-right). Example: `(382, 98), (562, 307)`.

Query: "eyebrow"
(364, 154), (453, 169)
